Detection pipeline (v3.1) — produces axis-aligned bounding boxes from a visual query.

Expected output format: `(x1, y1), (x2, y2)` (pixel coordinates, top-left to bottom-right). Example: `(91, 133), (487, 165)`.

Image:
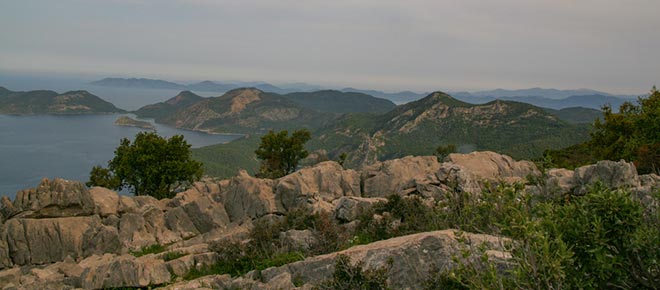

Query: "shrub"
(255, 129), (311, 178)
(314, 255), (391, 290)
(429, 183), (660, 289)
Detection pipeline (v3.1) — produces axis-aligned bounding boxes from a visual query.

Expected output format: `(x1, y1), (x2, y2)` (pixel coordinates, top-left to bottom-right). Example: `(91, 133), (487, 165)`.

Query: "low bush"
(314, 255), (391, 290)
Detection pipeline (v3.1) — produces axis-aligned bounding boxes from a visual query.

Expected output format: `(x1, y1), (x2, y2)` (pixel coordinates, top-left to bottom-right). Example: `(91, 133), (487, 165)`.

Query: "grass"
(183, 251), (305, 280)
(130, 244), (168, 257)
(162, 251), (187, 262)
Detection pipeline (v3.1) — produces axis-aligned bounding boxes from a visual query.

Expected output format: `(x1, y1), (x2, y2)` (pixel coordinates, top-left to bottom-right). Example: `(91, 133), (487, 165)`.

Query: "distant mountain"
(90, 78), (186, 90)
(544, 107), (603, 124)
(134, 88), (395, 133)
(157, 88), (333, 134)
(453, 87), (619, 99)
(0, 87), (124, 115)
(340, 87), (427, 104)
(452, 93), (630, 110)
(134, 91), (205, 119)
(0, 86), (12, 97)
(310, 92), (590, 166)
(282, 90), (396, 114)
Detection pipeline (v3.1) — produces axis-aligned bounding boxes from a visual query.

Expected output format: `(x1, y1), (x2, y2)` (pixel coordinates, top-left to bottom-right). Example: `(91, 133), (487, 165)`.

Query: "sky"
(0, 0), (658, 94)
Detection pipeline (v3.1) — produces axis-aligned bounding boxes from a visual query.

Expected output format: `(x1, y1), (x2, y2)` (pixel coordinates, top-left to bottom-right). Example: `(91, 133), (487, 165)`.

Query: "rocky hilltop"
(0, 87), (124, 115)
(134, 91), (205, 120)
(0, 151), (657, 289)
(156, 88), (332, 134)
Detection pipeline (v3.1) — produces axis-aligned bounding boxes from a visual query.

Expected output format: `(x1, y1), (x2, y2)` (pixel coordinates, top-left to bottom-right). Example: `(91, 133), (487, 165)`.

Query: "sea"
(0, 74), (239, 198)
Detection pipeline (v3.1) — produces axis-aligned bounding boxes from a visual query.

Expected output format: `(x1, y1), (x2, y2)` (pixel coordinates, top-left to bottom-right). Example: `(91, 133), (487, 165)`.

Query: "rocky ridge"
(0, 151), (657, 289)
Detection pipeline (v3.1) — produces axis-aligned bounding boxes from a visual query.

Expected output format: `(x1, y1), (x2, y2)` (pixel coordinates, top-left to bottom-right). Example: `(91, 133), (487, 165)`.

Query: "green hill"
(0, 87), (124, 115)
(311, 92), (590, 166)
(192, 91), (591, 179)
(544, 107), (602, 124)
(282, 90), (396, 114)
(134, 91), (205, 119)
(192, 135), (261, 178)
(157, 88), (334, 134)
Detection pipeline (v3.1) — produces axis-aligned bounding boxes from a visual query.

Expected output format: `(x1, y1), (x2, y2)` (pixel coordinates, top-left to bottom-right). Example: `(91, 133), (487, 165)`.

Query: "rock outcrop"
(0, 151), (657, 289)
(166, 230), (511, 290)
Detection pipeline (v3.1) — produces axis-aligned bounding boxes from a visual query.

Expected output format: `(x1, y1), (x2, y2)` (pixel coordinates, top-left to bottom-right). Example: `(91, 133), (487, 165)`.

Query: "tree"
(86, 165), (121, 189)
(435, 144), (457, 161)
(88, 132), (203, 199)
(255, 129), (311, 178)
(591, 86), (660, 174)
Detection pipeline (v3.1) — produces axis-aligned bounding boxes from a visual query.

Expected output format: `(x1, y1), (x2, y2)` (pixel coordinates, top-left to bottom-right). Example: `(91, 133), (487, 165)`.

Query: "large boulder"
(5, 216), (101, 266)
(164, 252), (219, 277)
(334, 196), (387, 222)
(222, 170), (280, 222)
(12, 178), (95, 218)
(276, 161), (361, 212)
(88, 187), (120, 217)
(572, 160), (640, 195)
(241, 230), (509, 290)
(444, 151), (540, 184)
(167, 188), (230, 234)
(436, 163), (483, 194)
(78, 254), (171, 289)
(362, 156), (442, 198)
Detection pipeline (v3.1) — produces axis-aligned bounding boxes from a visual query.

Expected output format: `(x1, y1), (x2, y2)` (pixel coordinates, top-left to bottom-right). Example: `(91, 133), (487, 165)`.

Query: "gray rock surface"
(12, 178), (95, 218)
(0, 151), (657, 289)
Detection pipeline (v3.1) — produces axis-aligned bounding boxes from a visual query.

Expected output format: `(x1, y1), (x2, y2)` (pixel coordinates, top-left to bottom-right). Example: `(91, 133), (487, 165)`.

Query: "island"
(114, 116), (156, 131)
(0, 86), (124, 115)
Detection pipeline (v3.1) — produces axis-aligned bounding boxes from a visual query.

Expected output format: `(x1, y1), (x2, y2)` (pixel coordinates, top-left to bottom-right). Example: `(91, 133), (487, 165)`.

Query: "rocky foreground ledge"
(0, 151), (657, 289)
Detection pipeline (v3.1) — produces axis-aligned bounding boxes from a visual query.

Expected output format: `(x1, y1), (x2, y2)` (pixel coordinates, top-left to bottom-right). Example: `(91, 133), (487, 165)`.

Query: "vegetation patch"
(130, 244), (168, 257)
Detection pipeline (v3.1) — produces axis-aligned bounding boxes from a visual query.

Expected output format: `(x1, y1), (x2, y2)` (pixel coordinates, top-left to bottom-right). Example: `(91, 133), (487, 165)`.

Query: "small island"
(114, 116), (156, 131)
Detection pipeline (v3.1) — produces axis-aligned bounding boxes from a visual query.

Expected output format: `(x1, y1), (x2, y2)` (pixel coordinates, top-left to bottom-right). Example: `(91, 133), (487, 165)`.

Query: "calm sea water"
(0, 114), (240, 198)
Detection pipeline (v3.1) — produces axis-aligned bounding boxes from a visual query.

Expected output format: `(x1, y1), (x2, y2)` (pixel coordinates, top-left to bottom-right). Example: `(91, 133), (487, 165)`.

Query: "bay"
(0, 114), (241, 198)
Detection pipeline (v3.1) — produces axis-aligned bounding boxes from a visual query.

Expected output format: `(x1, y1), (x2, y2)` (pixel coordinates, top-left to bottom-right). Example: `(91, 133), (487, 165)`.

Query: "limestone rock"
(572, 160), (640, 195)
(1, 196), (17, 220)
(0, 267), (21, 287)
(82, 225), (121, 257)
(12, 178), (95, 218)
(168, 188), (230, 234)
(5, 216), (100, 265)
(79, 254), (171, 289)
(255, 230), (509, 290)
(223, 170), (279, 222)
(362, 156), (442, 198)
(165, 252), (219, 277)
(436, 163), (483, 194)
(160, 274), (233, 290)
(334, 196), (386, 222)
(164, 207), (200, 239)
(276, 161), (361, 212)
(0, 230), (11, 269)
(279, 229), (317, 252)
(88, 187), (120, 217)
(444, 151), (540, 184)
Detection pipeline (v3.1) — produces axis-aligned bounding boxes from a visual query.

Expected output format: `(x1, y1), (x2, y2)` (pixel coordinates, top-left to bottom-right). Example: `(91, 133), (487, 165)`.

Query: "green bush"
(429, 183), (660, 289)
(353, 194), (442, 245)
(314, 255), (391, 290)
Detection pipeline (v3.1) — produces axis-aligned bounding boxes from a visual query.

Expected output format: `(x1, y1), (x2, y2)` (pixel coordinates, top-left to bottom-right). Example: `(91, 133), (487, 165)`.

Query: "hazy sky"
(1, 0), (658, 93)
